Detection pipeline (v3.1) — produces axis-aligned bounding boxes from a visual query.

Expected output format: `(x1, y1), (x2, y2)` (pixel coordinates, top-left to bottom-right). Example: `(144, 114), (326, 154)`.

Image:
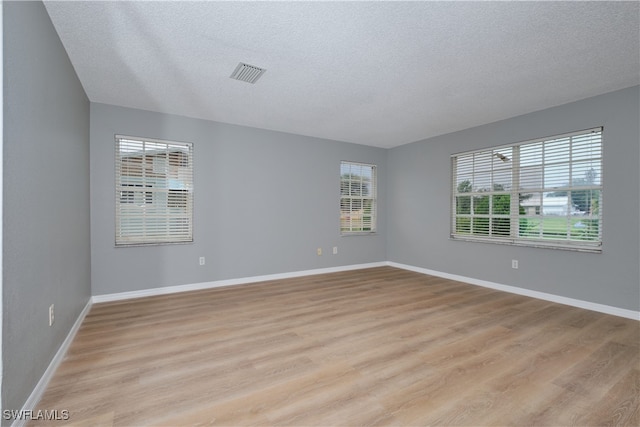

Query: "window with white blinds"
(115, 136), (194, 246)
(451, 127), (603, 252)
(341, 161), (377, 234)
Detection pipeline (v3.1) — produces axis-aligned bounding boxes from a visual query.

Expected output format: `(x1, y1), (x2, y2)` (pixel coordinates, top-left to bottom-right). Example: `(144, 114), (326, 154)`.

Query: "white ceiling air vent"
(230, 62), (266, 84)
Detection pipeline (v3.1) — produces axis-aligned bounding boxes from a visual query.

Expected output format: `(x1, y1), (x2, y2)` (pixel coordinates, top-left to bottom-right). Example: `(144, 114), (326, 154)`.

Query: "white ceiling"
(43, 1), (639, 149)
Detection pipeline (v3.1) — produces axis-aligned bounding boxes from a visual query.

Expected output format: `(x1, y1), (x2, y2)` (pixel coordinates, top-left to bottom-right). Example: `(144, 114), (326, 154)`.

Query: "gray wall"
(2, 1), (91, 417)
(388, 86), (640, 311)
(90, 103), (387, 296)
(1, 2), (635, 418)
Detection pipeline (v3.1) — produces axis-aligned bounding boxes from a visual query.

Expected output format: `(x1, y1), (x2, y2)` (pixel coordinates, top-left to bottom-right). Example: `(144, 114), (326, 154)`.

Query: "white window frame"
(451, 127), (603, 252)
(115, 135), (194, 246)
(340, 161), (377, 235)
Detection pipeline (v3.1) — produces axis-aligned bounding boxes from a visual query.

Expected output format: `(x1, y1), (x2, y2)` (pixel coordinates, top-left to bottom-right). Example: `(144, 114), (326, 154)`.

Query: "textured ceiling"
(43, 1), (639, 149)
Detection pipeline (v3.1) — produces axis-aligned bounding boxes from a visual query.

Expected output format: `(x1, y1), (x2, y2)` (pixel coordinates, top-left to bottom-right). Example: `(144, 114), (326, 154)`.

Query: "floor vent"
(230, 62), (266, 84)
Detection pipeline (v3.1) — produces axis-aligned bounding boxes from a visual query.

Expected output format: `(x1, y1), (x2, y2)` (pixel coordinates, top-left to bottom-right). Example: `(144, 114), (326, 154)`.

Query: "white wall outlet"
(317, 248), (322, 256)
(199, 256), (205, 266)
(512, 259), (519, 269)
(49, 304), (55, 326)
(333, 246), (338, 255)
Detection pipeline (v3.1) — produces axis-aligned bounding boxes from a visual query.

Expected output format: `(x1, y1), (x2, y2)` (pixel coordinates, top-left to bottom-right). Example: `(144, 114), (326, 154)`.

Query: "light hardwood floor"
(31, 267), (639, 426)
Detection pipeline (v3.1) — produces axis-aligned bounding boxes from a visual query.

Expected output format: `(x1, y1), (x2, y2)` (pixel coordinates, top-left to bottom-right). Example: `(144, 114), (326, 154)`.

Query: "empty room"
(2, 1), (639, 426)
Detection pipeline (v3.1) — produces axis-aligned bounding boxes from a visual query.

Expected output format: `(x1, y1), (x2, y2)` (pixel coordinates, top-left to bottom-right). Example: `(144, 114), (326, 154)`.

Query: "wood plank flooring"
(30, 267), (639, 426)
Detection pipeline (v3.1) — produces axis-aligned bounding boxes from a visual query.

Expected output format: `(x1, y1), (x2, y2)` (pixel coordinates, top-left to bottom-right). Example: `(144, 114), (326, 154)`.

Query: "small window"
(451, 127), (603, 252)
(340, 161), (377, 234)
(115, 136), (194, 246)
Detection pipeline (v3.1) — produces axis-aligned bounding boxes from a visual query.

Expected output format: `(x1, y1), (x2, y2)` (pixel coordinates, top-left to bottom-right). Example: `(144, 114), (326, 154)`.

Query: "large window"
(115, 136), (194, 246)
(451, 128), (602, 252)
(341, 161), (377, 234)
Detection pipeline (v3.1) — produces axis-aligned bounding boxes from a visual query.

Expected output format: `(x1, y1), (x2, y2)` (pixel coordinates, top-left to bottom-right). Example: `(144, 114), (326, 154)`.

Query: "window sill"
(341, 231), (378, 237)
(450, 235), (602, 253)
(115, 240), (194, 248)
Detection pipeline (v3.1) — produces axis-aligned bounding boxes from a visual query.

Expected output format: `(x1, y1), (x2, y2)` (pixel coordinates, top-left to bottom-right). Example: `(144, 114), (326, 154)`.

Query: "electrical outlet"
(317, 248), (322, 256)
(49, 304), (55, 326)
(333, 246), (338, 255)
(199, 256), (205, 266)
(512, 259), (519, 269)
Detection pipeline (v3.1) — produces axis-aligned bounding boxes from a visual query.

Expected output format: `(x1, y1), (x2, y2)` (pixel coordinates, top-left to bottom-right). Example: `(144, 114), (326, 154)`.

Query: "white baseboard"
(11, 299), (93, 427)
(92, 262), (388, 304)
(10, 260), (637, 427)
(93, 260), (639, 320)
(387, 261), (640, 321)
(15, 263), (391, 425)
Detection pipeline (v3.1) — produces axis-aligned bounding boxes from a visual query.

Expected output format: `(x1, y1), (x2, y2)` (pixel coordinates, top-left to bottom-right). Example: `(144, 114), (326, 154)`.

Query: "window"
(341, 161), (377, 234)
(451, 128), (602, 252)
(115, 136), (194, 246)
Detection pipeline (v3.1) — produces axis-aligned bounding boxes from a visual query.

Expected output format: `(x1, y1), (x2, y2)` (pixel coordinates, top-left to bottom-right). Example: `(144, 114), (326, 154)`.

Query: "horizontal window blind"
(451, 127), (603, 252)
(340, 161), (377, 234)
(115, 136), (194, 246)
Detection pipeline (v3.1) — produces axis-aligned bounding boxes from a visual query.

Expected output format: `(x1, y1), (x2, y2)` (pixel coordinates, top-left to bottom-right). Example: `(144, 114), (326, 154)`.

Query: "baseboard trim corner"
(387, 261), (639, 321)
(92, 261), (388, 304)
(12, 299), (93, 427)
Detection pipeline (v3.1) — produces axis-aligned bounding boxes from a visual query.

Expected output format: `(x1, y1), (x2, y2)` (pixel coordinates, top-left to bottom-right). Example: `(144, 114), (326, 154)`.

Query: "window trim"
(115, 135), (194, 247)
(450, 127), (603, 253)
(340, 161), (377, 235)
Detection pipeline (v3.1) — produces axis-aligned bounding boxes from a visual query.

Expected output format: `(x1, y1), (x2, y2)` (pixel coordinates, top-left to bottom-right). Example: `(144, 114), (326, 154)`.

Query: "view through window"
(341, 161), (377, 234)
(115, 136), (194, 246)
(451, 128), (603, 251)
